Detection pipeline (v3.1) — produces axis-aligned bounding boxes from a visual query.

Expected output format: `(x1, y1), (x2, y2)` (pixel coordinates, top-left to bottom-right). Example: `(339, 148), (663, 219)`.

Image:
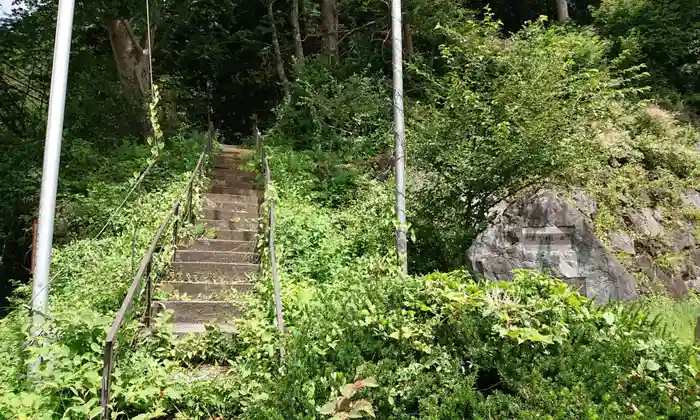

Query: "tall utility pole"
(391, 0), (407, 273)
(31, 0), (75, 334)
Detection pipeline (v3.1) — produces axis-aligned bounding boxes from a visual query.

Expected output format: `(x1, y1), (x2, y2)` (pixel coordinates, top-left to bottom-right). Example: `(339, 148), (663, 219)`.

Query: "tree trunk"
(403, 23), (413, 56)
(107, 20), (150, 98)
(555, 0), (569, 23)
(402, 1), (412, 56)
(268, 1), (291, 100)
(290, 0), (304, 62)
(321, 0), (338, 63)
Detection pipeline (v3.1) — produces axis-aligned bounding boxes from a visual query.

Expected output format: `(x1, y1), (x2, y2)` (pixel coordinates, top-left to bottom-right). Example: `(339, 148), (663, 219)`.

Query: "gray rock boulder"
(570, 187), (597, 219)
(467, 189), (638, 303)
(668, 230), (697, 253)
(608, 230), (635, 254)
(682, 190), (700, 209)
(626, 208), (663, 237)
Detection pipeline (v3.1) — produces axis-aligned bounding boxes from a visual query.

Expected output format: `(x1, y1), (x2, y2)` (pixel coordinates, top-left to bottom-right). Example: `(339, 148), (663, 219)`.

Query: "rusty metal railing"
(254, 124), (286, 360)
(99, 127), (212, 418)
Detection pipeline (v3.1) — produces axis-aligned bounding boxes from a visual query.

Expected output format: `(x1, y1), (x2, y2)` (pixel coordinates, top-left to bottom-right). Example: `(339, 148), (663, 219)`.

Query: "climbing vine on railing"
(147, 85), (165, 163)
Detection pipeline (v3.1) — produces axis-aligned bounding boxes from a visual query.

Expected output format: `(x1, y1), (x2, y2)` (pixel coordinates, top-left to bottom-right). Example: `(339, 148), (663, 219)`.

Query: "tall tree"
(555, 0), (569, 22)
(290, 0), (304, 62)
(267, 0), (291, 99)
(107, 20), (151, 98)
(321, 0), (339, 62)
(403, 3), (413, 56)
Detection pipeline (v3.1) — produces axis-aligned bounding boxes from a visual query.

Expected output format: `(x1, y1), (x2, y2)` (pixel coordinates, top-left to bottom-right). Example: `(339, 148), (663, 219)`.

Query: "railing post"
(100, 340), (114, 419)
(172, 203), (180, 262)
(144, 259), (152, 328)
(186, 182), (194, 225)
(207, 121), (213, 155)
(268, 197), (285, 361)
(695, 315), (700, 344)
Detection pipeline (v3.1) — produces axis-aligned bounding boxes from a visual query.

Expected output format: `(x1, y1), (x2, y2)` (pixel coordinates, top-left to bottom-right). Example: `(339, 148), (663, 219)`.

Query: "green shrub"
(407, 16), (643, 272)
(239, 141), (700, 419)
(243, 266), (700, 418)
(594, 0), (700, 93)
(0, 133), (209, 417)
(273, 57), (393, 159)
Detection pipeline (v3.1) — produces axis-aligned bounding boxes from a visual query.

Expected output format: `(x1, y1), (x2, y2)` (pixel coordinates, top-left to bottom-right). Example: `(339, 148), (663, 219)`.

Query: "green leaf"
(646, 359), (660, 372)
(88, 406), (102, 419)
(349, 399), (375, 418)
(360, 377), (378, 388)
(602, 312), (615, 326)
(318, 401), (337, 415)
(340, 383), (356, 399)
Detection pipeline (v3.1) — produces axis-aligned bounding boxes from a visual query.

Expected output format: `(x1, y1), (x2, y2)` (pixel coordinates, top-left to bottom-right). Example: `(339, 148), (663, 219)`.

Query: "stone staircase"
(152, 145), (259, 335)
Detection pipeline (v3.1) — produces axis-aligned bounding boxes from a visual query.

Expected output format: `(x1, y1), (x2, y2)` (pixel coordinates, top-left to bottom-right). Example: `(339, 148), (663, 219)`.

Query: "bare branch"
(338, 20), (377, 45)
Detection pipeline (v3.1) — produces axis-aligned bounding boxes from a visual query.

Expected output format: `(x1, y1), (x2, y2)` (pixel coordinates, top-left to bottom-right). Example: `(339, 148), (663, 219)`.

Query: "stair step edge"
(176, 249), (257, 254)
(173, 261), (258, 266)
(161, 280), (255, 285)
(171, 323), (237, 335)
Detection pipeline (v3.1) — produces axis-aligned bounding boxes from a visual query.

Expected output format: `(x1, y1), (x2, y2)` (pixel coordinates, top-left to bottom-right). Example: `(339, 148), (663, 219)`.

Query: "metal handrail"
(100, 127), (213, 418)
(255, 125), (286, 360)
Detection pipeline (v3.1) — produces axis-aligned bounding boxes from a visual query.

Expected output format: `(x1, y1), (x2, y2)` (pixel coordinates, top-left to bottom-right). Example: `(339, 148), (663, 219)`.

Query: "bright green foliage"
(267, 150), (396, 282)
(2, 0), (700, 416)
(632, 294), (700, 346)
(247, 249), (700, 418)
(594, 0), (700, 95)
(229, 138), (700, 418)
(274, 59), (393, 158)
(0, 134), (208, 417)
(407, 16), (646, 272)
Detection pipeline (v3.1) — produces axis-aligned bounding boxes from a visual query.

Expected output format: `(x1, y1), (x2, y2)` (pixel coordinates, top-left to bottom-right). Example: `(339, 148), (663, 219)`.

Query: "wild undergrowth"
(632, 294), (700, 346)
(2, 8), (700, 419)
(229, 133), (700, 418)
(0, 131), (211, 417)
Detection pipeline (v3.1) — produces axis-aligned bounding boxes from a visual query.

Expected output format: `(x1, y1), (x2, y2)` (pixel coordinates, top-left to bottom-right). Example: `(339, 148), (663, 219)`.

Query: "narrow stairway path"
(152, 145), (260, 335)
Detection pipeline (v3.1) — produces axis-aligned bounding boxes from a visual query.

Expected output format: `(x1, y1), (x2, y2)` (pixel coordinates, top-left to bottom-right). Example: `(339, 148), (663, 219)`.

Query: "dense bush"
(273, 58), (393, 157)
(0, 133), (209, 417)
(3, 0), (700, 416)
(247, 202), (700, 417)
(231, 139), (700, 419)
(406, 16), (645, 272)
(593, 0), (700, 95)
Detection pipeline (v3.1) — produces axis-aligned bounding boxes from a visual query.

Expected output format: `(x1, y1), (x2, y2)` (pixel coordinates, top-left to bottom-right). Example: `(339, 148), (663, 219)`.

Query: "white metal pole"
(391, 0), (407, 273)
(31, 0), (75, 331)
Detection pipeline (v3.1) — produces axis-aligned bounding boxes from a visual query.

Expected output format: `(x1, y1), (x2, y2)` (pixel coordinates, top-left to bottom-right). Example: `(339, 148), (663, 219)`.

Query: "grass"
(635, 294), (700, 345)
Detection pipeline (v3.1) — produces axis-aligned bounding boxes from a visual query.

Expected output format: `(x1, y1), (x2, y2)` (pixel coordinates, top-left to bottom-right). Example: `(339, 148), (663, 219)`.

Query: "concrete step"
(213, 162), (244, 171)
(202, 208), (258, 221)
(180, 239), (256, 252)
(209, 184), (259, 196)
(171, 323), (237, 336)
(172, 261), (257, 279)
(210, 169), (257, 182)
(209, 229), (257, 241)
(152, 300), (245, 324)
(203, 193), (259, 205)
(203, 218), (259, 231)
(160, 281), (254, 299)
(220, 145), (251, 155)
(175, 250), (258, 263)
(209, 178), (256, 190)
(203, 198), (259, 214)
(213, 156), (247, 168)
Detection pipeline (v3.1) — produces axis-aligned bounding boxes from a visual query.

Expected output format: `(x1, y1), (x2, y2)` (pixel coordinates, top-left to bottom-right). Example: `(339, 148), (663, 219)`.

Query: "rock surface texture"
(467, 189), (638, 303)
